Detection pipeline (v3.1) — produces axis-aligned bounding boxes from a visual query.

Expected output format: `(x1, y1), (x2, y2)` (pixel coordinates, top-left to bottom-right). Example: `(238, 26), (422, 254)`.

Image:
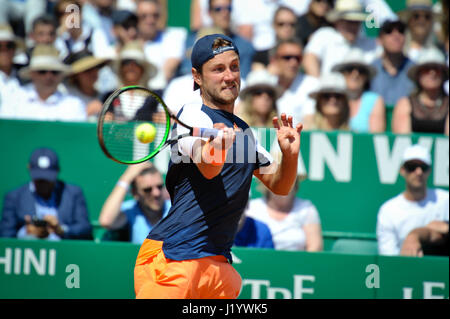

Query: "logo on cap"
(38, 156), (51, 169)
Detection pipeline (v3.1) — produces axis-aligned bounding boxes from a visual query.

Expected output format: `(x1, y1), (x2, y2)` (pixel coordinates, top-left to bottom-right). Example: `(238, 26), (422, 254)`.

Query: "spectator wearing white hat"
(236, 69), (281, 127)
(392, 48), (449, 135)
(398, 0), (442, 63)
(5, 44), (87, 122)
(303, 72), (350, 131)
(303, 0), (379, 78)
(0, 24), (23, 118)
(332, 48), (386, 133)
(376, 144), (449, 256)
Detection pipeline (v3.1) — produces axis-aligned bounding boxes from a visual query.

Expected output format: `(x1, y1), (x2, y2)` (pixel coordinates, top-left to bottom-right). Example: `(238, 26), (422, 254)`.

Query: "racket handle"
(192, 127), (223, 139)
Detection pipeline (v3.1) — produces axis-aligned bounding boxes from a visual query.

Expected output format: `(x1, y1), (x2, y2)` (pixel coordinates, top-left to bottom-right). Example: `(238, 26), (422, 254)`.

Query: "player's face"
(196, 50), (241, 107)
(135, 173), (164, 211)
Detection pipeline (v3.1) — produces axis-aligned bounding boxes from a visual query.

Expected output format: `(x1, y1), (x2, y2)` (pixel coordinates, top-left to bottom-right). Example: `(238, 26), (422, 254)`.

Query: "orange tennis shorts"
(134, 239), (242, 299)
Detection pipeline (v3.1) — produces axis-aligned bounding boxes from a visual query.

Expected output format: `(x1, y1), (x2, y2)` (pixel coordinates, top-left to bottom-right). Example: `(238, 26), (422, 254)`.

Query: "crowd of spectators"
(0, 0), (448, 257)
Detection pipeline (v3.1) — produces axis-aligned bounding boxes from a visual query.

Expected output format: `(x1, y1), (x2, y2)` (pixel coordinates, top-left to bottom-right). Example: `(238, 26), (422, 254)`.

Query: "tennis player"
(134, 34), (303, 299)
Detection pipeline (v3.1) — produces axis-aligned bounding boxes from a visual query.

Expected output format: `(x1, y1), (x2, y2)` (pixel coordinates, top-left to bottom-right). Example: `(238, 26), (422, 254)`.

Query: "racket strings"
(101, 88), (169, 163)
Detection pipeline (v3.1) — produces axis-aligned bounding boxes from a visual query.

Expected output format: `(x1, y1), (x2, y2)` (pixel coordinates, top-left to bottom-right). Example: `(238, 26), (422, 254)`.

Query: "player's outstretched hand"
(273, 113), (303, 159)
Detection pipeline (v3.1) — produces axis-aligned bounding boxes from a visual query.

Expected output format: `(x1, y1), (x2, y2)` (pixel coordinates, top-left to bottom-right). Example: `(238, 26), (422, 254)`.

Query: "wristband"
(116, 180), (130, 191)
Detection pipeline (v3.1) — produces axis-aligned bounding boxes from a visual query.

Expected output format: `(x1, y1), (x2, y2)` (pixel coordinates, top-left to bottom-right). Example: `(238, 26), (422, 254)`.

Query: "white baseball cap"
(402, 144), (431, 165)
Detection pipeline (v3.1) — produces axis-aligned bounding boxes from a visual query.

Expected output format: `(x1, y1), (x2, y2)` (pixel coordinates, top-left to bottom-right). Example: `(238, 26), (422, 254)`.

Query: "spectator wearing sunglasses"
(398, 0), (442, 63)
(4, 44), (86, 121)
(99, 162), (171, 244)
(269, 38), (319, 125)
(304, 72), (350, 131)
(376, 144), (449, 256)
(370, 20), (416, 107)
(332, 48), (386, 133)
(392, 48), (449, 135)
(303, 0), (378, 78)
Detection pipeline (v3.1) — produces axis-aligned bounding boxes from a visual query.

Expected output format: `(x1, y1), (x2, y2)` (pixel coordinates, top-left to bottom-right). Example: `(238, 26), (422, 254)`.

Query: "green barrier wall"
(0, 120), (448, 240)
(0, 239), (447, 299)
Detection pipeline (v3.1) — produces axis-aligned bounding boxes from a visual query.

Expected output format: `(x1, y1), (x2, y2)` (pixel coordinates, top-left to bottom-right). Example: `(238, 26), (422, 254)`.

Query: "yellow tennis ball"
(135, 123), (156, 144)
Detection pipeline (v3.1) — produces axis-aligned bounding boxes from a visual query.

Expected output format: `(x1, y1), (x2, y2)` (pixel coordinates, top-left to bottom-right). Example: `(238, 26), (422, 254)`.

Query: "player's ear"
(192, 67), (202, 88)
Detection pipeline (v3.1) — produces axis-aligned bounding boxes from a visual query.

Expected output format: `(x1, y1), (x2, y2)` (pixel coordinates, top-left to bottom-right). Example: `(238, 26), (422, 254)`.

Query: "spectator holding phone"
(0, 148), (93, 240)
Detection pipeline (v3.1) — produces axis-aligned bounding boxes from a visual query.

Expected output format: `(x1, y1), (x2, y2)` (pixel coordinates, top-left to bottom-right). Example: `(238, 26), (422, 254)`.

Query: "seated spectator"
(99, 162), (171, 244)
(303, 72), (350, 131)
(0, 0), (46, 35)
(0, 24), (23, 118)
(82, 0), (116, 50)
(269, 38), (319, 125)
(137, 0), (187, 91)
(252, 6), (298, 71)
(370, 20), (416, 107)
(392, 48), (449, 135)
(401, 221), (449, 257)
(376, 144), (449, 256)
(64, 49), (110, 122)
(245, 176), (323, 252)
(103, 40), (159, 121)
(332, 48), (386, 133)
(5, 44), (87, 121)
(54, 0), (95, 60)
(26, 14), (59, 62)
(0, 147), (93, 240)
(398, 0), (443, 62)
(303, 0), (378, 77)
(236, 69), (281, 127)
(179, 0), (255, 79)
(295, 0), (333, 47)
(234, 213), (274, 249)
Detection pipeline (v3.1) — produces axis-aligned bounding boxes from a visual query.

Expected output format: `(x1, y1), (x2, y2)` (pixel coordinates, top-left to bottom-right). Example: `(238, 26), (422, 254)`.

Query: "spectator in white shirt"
(303, 0), (379, 77)
(376, 144), (449, 256)
(0, 24), (22, 118)
(9, 44), (87, 122)
(137, 0), (186, 91)
(268, 38), (319, 125)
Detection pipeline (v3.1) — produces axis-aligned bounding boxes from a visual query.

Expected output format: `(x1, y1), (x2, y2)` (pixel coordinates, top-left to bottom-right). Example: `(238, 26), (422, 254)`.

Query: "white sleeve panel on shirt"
(304, 27), (335, 58)
(176, 104), (213, 158)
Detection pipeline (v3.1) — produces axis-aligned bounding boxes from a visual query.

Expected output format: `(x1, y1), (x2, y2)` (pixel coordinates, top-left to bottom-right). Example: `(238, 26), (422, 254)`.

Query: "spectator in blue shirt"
(234, 213), (274, 249)
(99, 162), (170, 244)
(370, 20), (415, 107)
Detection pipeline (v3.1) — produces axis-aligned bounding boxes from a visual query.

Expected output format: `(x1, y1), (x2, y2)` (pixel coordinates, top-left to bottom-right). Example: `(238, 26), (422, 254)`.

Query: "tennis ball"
(135, 123), (156, 144)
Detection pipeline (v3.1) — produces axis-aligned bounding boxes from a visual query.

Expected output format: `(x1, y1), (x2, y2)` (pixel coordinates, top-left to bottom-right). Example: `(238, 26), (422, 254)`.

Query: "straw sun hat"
(114, 41), (157, 83)
(240, 69), (282, 100)
(326, 0), (368, 23)
(66, 50), (110, 75)
(398, 0), (441, 22)
(19, 45), (72, 80)
(407, 48), (449, 82)
(309, 73), (348, 100)
(331, 48), (377, 79)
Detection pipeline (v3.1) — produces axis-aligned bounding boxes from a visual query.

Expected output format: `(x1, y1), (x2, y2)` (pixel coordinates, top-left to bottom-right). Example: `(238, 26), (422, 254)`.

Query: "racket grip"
(192, 127), (223, 139)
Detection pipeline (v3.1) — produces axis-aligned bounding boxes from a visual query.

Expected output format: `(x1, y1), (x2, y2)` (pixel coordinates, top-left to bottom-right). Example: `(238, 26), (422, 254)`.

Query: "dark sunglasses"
(412, 12), (432, 21)
(212, 5), (232, 13)
(138, 12), (160, 20)
(313, 0), (334, 4)
(403, 162), (430, 173)
(141, 184), (164, 193)
(37, 70), (61, 75)
(276, 21), (296, 28)
(341, 66), (368, 75)
(0, 42), (15, 50)
(279, 55), (301, 63)
(252, 89), (275, 98)
(381, 23), (406, 35)
(321, 93), (343, 99)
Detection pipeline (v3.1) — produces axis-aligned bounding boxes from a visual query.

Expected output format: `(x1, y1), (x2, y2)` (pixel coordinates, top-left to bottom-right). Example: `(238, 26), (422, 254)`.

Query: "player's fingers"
(280, 113), (288, 127)
(296, 123), (303, 134)
(272, 117), (280, 130)
(287, 115), (294, 128)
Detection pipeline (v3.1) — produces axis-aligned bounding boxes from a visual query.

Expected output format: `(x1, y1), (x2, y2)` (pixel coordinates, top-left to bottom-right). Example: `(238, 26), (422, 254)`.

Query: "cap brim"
(30, 169), (58, 182)
(332, 62), (377, 79)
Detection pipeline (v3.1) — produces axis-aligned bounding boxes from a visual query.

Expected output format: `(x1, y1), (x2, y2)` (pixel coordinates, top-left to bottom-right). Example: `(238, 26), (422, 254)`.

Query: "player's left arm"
(254, 114), (303, 196)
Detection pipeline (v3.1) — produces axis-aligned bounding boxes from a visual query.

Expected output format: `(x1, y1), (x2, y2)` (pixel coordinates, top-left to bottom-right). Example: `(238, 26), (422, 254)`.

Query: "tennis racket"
(97, 85), (222, 164)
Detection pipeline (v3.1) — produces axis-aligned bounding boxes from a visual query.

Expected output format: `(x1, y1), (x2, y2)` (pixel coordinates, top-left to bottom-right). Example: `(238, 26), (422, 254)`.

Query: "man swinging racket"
(134, 34), (303, 299)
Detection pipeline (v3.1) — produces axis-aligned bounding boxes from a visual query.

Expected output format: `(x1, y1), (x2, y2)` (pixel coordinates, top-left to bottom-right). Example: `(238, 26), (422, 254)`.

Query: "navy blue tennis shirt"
(147, 104), (272, 262)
